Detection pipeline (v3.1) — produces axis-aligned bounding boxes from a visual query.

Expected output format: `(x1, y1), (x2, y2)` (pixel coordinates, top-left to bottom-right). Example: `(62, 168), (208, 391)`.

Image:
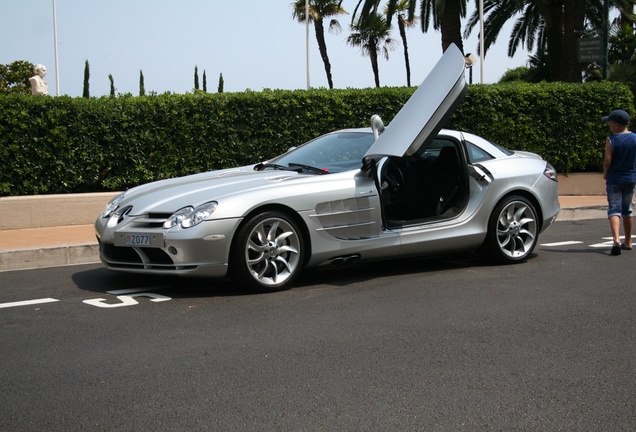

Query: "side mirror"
(371, 114), (384, 140)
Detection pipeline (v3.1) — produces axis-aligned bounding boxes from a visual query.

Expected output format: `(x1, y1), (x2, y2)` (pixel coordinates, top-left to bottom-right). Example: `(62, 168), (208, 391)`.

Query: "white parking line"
(0, 298), (60, 309)
(107, 287), (167, 295)
(590, 241), (614, 248)
(602, 236), (636, 240)
(540, 241), (583, 247)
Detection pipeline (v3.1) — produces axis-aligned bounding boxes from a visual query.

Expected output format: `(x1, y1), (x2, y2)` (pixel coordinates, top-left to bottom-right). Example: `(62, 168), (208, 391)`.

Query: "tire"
(483, 195), (538, 263)
(230, 211), (305, 292)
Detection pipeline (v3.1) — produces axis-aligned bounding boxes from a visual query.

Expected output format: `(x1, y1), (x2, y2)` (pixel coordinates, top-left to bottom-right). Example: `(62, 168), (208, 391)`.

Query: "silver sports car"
(95, 45), (560, 292)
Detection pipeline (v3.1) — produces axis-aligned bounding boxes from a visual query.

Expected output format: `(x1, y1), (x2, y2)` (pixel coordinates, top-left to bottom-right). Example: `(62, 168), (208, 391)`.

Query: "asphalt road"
(1, 218), (635, 431)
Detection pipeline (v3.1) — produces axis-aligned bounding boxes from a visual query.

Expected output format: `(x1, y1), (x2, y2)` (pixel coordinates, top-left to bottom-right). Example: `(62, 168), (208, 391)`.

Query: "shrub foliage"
(0, 82), (633, 196)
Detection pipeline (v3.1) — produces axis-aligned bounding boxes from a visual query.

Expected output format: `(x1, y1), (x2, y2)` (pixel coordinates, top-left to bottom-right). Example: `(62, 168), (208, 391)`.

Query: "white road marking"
(540, 241), (583, 247)
(83, 287), (171, 308)
(106, 287), (167, 295)
(541, 236), (635, 249)
(0, 298), (59, 309)
(591, 241), (614, 248)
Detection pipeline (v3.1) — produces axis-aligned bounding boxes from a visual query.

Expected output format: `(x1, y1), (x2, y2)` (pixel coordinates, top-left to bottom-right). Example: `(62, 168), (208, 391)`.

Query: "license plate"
(126, 234), (151, 246)
(115, 233), (164, 248)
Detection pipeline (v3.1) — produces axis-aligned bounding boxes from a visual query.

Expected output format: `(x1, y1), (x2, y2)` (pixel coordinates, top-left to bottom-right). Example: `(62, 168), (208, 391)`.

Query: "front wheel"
(482, 195), (538, 263)
(230, 211), (305, 292)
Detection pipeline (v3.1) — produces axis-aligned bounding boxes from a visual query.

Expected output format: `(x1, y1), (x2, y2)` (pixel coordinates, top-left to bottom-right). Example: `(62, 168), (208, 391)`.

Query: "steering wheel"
(382, 159), (405, 199)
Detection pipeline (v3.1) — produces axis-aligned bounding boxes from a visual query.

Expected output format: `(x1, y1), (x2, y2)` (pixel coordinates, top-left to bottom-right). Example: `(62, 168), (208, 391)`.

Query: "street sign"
(577, 38), (603, 62)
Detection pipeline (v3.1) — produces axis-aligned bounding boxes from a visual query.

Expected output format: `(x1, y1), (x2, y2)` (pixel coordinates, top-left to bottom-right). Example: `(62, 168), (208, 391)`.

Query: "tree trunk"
(313, 18), (334, 89)
(439, 0), (464, 53)
(562, 0), (585, 82)
(546, 0), (565, 81)
(369, 42), (380, 87)
(398, 18), (412, 86)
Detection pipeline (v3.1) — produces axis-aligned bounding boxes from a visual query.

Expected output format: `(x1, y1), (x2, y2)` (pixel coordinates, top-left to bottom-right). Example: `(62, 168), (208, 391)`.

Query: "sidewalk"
(0, 194), (610, 272)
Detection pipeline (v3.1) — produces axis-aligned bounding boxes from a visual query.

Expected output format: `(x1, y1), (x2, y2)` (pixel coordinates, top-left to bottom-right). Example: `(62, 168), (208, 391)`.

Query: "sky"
(1, 0), (532, 97)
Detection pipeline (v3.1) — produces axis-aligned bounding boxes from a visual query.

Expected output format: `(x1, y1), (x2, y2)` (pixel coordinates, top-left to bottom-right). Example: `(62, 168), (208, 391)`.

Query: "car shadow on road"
(538, 246), (610, 256)
(71, 267), (241, 298)
(72, 251), (536, 297)
(294, 251), (533, 288)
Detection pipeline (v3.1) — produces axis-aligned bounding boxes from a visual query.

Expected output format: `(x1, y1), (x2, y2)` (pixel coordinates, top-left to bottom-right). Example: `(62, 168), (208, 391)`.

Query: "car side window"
(421, 138), (458, 160)
(465, 141), (494, 164)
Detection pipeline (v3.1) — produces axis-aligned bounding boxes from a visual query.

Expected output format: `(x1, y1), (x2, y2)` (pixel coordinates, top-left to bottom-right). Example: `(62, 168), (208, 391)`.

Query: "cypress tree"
(202, 70), (207, 93)
(194, 65), (199, 90)
(108, 74), (115, 97)
(218, 73), (224, 93)
(82, 60), (90, 98)
(139, 70), (145, 96)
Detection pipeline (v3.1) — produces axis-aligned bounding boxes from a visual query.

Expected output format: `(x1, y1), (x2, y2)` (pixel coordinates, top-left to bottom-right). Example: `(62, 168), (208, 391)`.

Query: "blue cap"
(602, 109), (630, 125)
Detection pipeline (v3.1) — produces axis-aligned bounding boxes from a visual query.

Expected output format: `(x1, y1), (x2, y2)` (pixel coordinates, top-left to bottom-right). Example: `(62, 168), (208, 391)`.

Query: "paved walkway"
(0, 195), (611, 272)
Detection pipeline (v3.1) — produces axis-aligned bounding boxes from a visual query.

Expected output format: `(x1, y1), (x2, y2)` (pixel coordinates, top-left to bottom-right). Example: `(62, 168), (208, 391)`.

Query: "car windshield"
(267, 131), (375, 174)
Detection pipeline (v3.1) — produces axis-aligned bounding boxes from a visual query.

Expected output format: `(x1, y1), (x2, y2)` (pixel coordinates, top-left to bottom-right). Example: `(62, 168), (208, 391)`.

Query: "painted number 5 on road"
(83, 288), (171, 308)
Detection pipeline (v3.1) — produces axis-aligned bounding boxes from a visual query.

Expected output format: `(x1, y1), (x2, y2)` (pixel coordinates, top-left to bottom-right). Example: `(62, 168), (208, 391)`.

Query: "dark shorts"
(606, 183), (636, 218)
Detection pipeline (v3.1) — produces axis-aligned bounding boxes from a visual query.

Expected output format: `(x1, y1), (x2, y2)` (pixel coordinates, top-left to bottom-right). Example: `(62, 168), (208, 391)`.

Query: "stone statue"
(29, 64), (48, 96)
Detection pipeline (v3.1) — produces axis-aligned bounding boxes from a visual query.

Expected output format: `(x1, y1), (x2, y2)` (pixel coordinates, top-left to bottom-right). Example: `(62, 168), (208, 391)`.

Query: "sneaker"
(621, 243), (632, 251)
(611, 244), (622, 255)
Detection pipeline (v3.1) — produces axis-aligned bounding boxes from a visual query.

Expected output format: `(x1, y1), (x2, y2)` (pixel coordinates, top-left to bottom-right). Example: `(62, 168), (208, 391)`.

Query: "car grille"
(124, 212), (173, 229)
(99, 240), (197, 271)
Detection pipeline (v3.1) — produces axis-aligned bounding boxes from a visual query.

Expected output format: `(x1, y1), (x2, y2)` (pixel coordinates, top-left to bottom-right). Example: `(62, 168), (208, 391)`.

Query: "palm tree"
(385, 0), (418, 86)
(464, 0), (635, 83)
(292, 0), (348, 89)
(347, 12), (396, 87)
(585, 19), (636, 98)
(586, 0), (636, 29)
(353, 0), (468, 54)
(464, 0), (556, 81)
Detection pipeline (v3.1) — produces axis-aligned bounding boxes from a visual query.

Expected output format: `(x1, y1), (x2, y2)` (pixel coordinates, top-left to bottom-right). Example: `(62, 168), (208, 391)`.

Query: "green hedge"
(0, 82), (633, 196)
(451, 81), (634, 174)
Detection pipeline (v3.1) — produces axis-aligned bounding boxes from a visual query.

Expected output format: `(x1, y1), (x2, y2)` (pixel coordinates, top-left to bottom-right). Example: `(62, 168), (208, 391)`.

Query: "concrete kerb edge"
(555, 206), (607, 221)
(0, 243), (100, 272)
(0, 174), (609, 272)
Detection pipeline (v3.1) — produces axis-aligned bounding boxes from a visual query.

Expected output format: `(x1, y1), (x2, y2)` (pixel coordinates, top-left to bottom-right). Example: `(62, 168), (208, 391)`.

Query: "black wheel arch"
(229, 203), (312, 268)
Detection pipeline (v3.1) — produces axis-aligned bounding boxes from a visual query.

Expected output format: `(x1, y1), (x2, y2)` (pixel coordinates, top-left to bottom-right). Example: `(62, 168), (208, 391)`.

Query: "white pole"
(479, 0), (484, 84)
(305, 0), (310, 89)
(52, 0), (60, 95)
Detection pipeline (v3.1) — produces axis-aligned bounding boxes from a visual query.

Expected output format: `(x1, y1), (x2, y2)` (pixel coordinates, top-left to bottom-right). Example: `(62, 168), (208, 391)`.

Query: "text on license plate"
(126, 234), (151, 246)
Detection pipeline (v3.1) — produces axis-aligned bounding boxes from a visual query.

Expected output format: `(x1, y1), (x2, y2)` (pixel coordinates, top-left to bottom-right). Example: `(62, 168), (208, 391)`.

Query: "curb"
(555, 206), (607, 221)
(0, 243), (99, 272)
(1, 205), (608, 273)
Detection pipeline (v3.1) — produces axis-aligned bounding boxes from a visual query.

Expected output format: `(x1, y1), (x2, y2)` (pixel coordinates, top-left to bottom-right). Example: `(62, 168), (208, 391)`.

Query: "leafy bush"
(450, 81), (634, 173)
(0, 60), (35, 95)
(0, 81), (633, 196)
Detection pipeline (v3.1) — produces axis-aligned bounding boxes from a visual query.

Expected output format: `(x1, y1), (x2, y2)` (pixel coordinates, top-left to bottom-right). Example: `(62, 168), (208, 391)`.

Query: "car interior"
(380, 138), (469, 227)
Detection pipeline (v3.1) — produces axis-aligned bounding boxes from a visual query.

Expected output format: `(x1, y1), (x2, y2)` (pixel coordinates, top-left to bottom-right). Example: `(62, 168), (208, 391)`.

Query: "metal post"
(602, 0), (609, 79)
(306, 0), (310, 89)
(52, 0), (60, 95)
(479, 0), (484, 84)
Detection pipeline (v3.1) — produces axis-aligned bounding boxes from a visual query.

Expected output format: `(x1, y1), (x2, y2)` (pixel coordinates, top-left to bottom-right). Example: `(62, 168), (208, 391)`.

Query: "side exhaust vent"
(327, 254), (361, 266)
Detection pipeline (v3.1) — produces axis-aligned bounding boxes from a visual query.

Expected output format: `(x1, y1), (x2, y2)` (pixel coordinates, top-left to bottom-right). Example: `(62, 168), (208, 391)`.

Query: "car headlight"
(181, 202), (218, 228)
(100, 192), (127, 218)
(163, 202), (218, 229)
(163, 206), (194, 229)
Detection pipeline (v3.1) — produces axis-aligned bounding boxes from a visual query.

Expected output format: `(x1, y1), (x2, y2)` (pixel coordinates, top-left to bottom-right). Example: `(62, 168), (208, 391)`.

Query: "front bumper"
(95, 217), (242, 278)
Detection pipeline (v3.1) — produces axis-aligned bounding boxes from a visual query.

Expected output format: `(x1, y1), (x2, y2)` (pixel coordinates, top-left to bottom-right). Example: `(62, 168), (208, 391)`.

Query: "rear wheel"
(230, 211), (304, 292)
(483, 195), (538, 263)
